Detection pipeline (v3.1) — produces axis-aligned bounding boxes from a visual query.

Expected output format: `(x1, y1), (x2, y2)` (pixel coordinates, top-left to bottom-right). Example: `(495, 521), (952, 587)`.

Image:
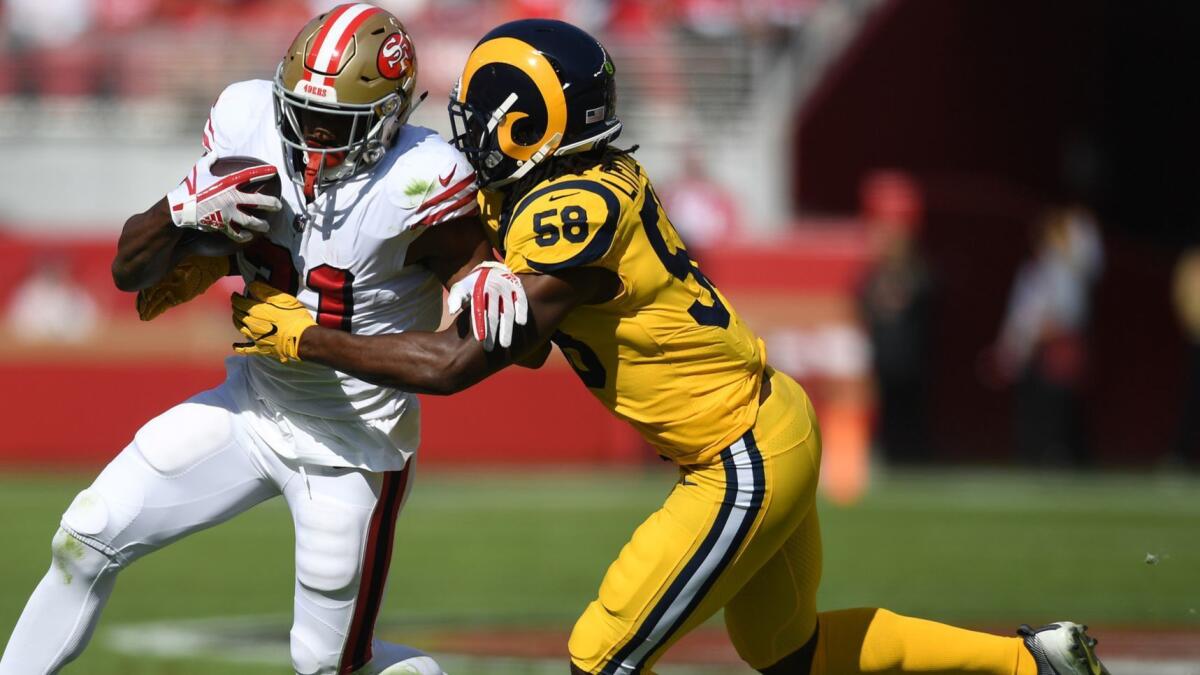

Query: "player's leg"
(728, 506), (1040, 674)
(0, 385), (278, 675)
(567, 370), (822, 674)
(283, 460), (443, 675)
(728, 374), (1074, 674)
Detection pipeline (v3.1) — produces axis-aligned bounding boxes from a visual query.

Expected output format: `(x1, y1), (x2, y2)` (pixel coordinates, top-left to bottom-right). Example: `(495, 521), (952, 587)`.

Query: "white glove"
(166, 153), (282, 243)
(447, 261), (529, 350)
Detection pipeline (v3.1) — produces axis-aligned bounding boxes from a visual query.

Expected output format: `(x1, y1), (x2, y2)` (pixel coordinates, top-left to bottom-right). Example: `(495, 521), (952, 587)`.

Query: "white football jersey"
(201, 79), (477, 471)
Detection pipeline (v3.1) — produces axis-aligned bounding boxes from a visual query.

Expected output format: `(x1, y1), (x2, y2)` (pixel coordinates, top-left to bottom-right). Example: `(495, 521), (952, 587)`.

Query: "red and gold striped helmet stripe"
(304, 3), (384, 86)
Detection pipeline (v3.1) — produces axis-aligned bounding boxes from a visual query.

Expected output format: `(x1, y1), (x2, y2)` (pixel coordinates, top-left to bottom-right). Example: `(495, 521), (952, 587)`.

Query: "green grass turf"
(0, 467), (1196, 674)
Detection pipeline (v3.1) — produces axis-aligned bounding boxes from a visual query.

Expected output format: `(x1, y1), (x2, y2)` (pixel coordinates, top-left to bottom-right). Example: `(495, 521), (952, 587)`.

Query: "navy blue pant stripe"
(600, 430), (765, 674)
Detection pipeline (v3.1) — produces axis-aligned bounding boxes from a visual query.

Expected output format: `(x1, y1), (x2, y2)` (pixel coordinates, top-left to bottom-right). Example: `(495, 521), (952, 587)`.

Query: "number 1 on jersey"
(242, 241), (355, 332)
(307, 265), (355, 331)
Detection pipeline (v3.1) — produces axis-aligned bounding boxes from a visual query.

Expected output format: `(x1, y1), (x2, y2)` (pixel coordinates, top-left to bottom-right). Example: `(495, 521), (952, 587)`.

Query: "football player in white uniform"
(0, 5), (524, 675)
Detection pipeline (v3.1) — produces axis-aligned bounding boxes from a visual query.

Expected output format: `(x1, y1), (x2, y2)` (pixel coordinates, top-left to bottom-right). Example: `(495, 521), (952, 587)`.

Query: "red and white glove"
(166, 154), (281, 243)
(447, 261), (529, 351)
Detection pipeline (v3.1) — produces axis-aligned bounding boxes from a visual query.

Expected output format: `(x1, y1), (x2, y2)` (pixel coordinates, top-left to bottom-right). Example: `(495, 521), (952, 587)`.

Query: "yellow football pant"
(568, 368), (1038, 674)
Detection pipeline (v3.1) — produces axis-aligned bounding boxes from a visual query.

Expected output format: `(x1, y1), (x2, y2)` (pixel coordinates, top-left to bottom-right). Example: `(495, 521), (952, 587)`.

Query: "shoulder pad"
(384, 129), (478, 227)
(504, 179), (625, 273)
(204, 80), (272, 155)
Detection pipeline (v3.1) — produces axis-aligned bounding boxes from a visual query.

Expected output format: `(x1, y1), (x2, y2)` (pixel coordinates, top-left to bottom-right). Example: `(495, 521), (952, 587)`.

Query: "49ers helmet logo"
(377, 32), (413, 80)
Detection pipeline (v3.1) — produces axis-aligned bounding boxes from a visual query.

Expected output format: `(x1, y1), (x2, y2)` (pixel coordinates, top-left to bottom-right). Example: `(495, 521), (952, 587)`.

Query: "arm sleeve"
(503, 179), (623, 275)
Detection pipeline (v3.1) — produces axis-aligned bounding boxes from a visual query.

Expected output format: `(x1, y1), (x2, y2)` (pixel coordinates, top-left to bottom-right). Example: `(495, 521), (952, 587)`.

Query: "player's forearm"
(299, 325), (492, 395)
(112, 197), (183, 291)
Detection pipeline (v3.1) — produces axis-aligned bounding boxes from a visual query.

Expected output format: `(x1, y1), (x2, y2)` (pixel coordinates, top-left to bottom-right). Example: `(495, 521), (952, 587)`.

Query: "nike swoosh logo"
(258, 325), (278, 341)
(439, 168), (456, 187)
(548, 192), (580, 202)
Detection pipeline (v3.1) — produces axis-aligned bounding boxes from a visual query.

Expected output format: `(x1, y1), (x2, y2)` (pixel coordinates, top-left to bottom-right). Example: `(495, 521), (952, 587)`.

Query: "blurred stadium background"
(1, 0), (1199, 672)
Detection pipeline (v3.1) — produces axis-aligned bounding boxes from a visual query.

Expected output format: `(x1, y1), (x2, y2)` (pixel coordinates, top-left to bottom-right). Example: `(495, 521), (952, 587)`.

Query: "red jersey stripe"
(416, 174), (477, 211)
(419, 191), (478, 226)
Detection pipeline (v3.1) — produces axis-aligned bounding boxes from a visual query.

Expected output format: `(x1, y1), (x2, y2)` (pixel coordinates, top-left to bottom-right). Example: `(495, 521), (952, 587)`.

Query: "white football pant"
(0, 371), (439, 675)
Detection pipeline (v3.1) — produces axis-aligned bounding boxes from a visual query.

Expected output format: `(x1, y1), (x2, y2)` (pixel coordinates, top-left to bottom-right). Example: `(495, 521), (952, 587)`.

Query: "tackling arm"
(404, 214), (493, 289)
(233, 268), (609, 394)
(298, 269), (596, 394)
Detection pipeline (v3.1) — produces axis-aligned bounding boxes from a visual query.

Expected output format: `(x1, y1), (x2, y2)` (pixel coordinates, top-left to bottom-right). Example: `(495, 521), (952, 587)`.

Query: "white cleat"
(1018, 622), (1111, 675)
(375, 656), (446, 675)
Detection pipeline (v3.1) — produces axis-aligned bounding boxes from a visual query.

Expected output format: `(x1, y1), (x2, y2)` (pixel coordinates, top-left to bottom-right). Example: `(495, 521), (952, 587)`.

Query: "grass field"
(0, 467), (1197, 674)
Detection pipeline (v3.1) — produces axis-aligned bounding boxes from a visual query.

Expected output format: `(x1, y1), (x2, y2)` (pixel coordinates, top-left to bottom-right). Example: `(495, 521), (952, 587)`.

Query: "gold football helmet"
(274, 3), (420, 196)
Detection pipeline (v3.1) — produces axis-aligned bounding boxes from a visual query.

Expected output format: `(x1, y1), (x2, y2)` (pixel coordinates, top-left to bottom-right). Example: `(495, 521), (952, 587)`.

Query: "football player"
(0, 5), (527, 675)
(230, 19), (1110, 675)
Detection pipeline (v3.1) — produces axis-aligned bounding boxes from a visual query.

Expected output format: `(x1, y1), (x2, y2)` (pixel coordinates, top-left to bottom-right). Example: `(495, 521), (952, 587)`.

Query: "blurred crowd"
(855, 169), (1118, 468)
(0, 0), (823, 99)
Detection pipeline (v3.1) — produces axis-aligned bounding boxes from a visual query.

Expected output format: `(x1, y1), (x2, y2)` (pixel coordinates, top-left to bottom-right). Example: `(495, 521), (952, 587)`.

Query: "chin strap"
(302, 145), (349, 199)
(303, 152), (320, 199)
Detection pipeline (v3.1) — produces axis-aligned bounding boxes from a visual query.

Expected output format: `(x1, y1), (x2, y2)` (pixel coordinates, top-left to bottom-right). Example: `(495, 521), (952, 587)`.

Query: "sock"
(0, 530), (120, 675)
(810, 608), (1037, 674)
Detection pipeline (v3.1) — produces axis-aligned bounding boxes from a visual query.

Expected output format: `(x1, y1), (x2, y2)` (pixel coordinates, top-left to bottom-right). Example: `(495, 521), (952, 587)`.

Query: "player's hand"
(447, 261), (528, 351)
(167, 153), (281, 243)
(231, 281), (315, 363)
(137, 255), (230, 321)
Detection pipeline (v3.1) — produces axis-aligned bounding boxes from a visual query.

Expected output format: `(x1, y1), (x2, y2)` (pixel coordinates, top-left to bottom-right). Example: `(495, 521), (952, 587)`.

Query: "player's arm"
(405, 214), (545, 363)
(112, 197), (184, 292)
(233, 267), (611, 394)
(405, 214), (492, 288)
(112, 154), (280, 291)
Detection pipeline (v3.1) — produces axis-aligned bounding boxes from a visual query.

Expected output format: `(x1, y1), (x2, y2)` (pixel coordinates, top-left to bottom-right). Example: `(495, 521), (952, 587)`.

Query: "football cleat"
(375, 656), (446, 675)
(1018, 622), (1111, 675)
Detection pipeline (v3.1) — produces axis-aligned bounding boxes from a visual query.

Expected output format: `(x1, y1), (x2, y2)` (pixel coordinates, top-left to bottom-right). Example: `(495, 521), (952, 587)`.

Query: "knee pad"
(49, 527), (116, 585)
(294, 498), (365, 593)
(59, 480), (144, 566)
(134, 398), (234, 475)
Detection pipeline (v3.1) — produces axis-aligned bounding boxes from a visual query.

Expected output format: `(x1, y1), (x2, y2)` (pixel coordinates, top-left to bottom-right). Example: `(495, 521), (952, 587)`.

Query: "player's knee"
(49, 527), (116, 584)
(294, 498), (364, 593)
(756, 624), (818, 675)
(60, 478), (143, 557)
(134, 399), (234, 475)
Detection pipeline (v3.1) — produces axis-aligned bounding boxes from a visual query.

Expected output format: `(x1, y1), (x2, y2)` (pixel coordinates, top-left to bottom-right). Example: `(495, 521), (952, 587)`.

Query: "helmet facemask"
(448, 86), (520, 188)
(273, 65), (408, 198)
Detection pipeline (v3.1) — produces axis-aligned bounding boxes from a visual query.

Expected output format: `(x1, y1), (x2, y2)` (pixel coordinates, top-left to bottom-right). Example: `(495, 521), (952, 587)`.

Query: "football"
(175, 156), (282, 258)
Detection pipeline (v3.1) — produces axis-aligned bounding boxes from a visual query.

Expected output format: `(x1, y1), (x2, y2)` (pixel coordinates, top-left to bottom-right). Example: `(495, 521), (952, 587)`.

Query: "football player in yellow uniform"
(231, 19), (1109, 675)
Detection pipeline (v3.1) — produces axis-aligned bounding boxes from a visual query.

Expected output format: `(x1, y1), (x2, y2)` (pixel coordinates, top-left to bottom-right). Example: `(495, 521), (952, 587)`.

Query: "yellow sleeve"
(501, 179), (624, 274)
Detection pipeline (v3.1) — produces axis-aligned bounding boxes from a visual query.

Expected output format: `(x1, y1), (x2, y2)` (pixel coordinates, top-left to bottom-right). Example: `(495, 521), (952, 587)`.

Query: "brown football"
(175, 156), (282, 259)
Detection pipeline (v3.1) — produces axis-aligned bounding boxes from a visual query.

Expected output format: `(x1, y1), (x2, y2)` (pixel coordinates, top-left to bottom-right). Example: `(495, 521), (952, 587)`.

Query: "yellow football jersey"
(479, 154), (767, 464)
